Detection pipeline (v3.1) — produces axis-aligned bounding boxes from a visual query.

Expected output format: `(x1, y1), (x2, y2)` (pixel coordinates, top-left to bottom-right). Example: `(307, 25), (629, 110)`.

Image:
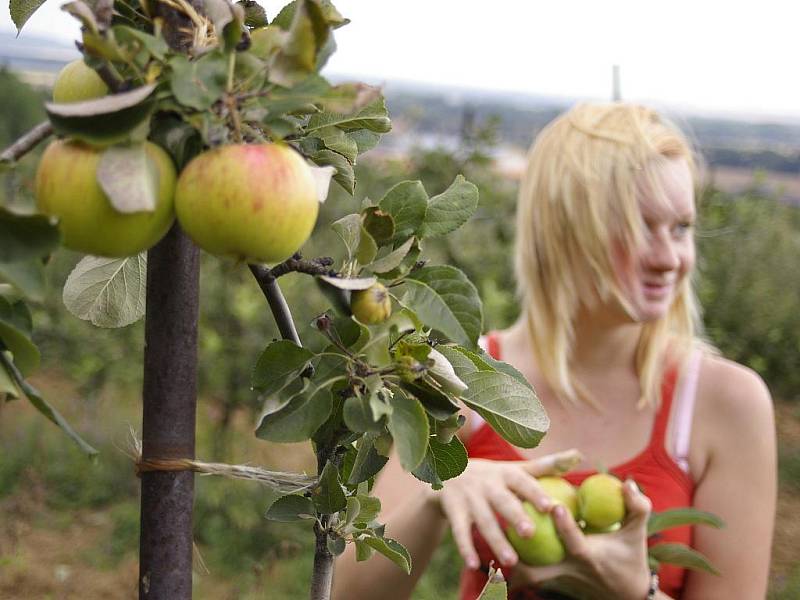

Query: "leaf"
(331, 213), (361, 262)
(238, 0), (268, 27)
(112, 26), (169, 61)
(648, 543), (721, 575)
(418, 175), (479, 238)
(310, 149), (354, 194)
(96, 143), (160, 213)
(648, 508), (725, 536)
(441, 344), (534, 392)
(62, 254), (147, 328)
(46, 84), (156, 147)
(461, 370), (549, 449)
(170, 53), (228, 111)
(402, 266), (483, 348)
(362, 207), (395, 245)
(203, 0), (244, 50)
(252, 340), (314, 393)
(476, 566), (508, 600)
(314, 126), (358, 163)
(317, 275), (375, 291)
(0, 300), (40, 376)
(354, 494), (381, 524)
(347, 433), (388, 485)
(309, 164), (335, 204)
(356, 226), (377, 265)
(378, 181), (428, 244)
(355, 539), (374, 561)
(313, 460), (347, 514)
(0, 207), (61, 263)
(307, 97), (391, 134)
(265, 494), (316, 521)
(327, 533), (346, 556)
(411, 435), (468, 489)
(255, 381), (333, 442)
(363, 536), (411, 574)
(317, 84), (381, 116)
(0, 260), (46, 303)
(368, 237), (414, 274)
(343, 394), (383, 433)
(268, 0), (330, 86)
(147, 114), (204, 171)
(0, 356), (21, 400)
(348, 129), (382, 156)
(9, 0), (48, 32)
(386, 389), (429, 471)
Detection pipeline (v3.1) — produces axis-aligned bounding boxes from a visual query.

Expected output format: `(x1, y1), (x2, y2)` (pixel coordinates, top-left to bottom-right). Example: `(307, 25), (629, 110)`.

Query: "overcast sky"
(3, 0), (800, 121)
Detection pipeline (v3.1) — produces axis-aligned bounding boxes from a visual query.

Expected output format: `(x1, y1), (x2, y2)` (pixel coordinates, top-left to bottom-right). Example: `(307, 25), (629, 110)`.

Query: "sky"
(3, 0), (800, 122)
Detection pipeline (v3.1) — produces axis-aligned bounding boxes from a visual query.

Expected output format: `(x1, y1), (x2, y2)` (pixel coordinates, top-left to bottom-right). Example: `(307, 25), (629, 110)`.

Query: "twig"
(0, 122), (54, 164)
(271, 253), (336, 279)
(249, 263), (302, 346)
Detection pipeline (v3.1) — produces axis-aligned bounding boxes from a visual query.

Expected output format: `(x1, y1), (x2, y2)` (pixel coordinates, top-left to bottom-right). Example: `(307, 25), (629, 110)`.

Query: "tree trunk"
(139, 223), (200, 599)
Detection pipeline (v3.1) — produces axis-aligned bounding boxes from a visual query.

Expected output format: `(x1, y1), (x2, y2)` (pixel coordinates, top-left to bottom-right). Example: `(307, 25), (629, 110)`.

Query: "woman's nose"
(645, 231), (680, 271)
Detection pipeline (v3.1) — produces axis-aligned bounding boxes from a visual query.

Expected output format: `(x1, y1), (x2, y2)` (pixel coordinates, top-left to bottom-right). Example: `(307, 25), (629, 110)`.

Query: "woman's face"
(612, 157), (696, 322)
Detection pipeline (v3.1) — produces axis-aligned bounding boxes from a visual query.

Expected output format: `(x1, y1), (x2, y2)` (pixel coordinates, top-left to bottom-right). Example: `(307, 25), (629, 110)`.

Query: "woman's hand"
(429, 449), (582, 571)
(509, 479), (653, 600)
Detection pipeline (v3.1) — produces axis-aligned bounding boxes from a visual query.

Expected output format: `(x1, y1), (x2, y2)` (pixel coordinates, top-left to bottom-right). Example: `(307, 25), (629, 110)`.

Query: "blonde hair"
(514, 102), (707, 409)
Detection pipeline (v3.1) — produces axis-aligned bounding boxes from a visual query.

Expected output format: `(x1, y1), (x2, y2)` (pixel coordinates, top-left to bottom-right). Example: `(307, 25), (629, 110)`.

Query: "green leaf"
(170, 52), (229, 111)
(62, 254), (146, 328)
(331, 213), (361, 262)
(348, 433), (389, 485)
(461, 370), (549, 449)
(112, 25), (169, 61)
(401, 379), (460, 420)
(402, 266), (483, 348)
(252, 340), (314, 393)
(0, 297), (40, 376)
(411, 435), (468, 489)
(648, 508), (725, 536)
(0, 208), (61, 263)
(238, 0), (268, 27)
(418, 175), (479, 238)
(648, 543), (721, 575)
(265, 494), (316, 521)
(440, 344), (534, 392)
(9, 0), (47, 32)
(343, 393), (383, 433)
(354, 494), (381, 524)
(327, 532), (346, 555)
(378, 181), (428, 244)
(307, 97), (391, 133)
(96, 143), (160, 213)
(386, 389), (429, 471)
(255, 380), (333, 442)
(46, 84), (156, 146)
(356, 226), (377, 265)
(348, 129), (382, 156)
(148, 114), (204, 171)
(362, 207), (395, 245)
(314, 126), (358, 163)
(363, 536), (411, 574)
(0, 260), (46, 303)
(310, 149), (354, 194)
(355, 539), (374, 561)
(476, 566), (508, 600)
(0, 355), (21, 400)
(268, 0), (330, 86)
(313, 460), (347, 515)
(368, 237), (415, 274)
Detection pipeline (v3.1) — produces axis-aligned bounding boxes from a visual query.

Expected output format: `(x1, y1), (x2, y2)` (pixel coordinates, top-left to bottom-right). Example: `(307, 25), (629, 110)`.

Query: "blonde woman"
(333, 103), (776, 600)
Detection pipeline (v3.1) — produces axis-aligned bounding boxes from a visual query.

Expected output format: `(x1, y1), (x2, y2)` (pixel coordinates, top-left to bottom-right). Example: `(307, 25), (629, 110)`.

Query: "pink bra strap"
(672, 350), (702, 472)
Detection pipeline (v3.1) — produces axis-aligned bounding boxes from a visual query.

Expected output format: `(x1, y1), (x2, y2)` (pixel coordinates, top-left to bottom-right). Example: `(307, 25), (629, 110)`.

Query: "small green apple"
(539, 476), (578, 518)
(350, 283), (392, 324)
(577, 473), (626, 530)
(52, 59), (109, 103)
(35, 140), (176, 257)
(174, 143), (319, 263)
(506, 501), (565, 566)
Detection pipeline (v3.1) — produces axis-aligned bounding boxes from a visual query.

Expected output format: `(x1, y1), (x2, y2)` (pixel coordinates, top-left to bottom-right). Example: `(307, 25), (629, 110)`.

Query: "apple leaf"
(418, 175), (480, 238)
(308, 164), (335, 203)
(9, 0), (48, 32)
(356, 226), (378, 265)
(0, 297), (40, 376)
(170, 53), (228, 111)
(0, 356), (21, 400)
(649, 543), (721, 575)
(97, 143), (160, 213)
(355, 539), (374, 561)
(386, 388), (429, 471)
(0, 207), (61, 263)
(309, 149), (354, 193)
(476, 566), (508, 600)
(362, 207), (395, 245)
(62, 254), (146, 328)
(441, 344), (535, 392)
(348, 129), (382, 156)
(648, 508), (725, 536)
(347, 433), (388, 485)
(0, 260), (45, 307)
(331, 213), (362, 263)
(378, 181), (428, 244)
(45, 84), (156, 147)
(318, 275), (375, 291)
(313, 126), (358, 163)
(363, 536), (412, 574)
(238, 0), (268, 27)
(265, 494), (316, 521)
(317, 84), (381, 116)
(402, 265), (483, 348)
(411, 435), (468, 489)
(268, 0), (329, 86)
(461, 370), (549, 449)
(367, 237), (415, 274)
(343, 393), (384, 433)
(252, 340), (314, 393)
(307, 97), (391, 134)
(313, 460), (347, 515)
(255, 380), (332, 443)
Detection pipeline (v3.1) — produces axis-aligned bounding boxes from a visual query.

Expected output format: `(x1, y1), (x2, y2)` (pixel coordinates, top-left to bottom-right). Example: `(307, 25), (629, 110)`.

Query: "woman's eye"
(673, 222), (694, 236)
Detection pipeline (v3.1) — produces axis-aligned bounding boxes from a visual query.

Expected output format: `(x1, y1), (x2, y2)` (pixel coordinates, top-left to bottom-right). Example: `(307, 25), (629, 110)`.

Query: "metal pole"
(139, 222), (200, 599)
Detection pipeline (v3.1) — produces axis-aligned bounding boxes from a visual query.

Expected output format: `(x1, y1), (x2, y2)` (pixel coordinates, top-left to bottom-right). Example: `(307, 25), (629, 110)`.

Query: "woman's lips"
(642, 281), (673, 298)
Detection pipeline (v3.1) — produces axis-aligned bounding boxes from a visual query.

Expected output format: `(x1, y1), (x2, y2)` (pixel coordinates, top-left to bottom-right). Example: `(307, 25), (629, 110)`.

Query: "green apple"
(539, 476), (578, 518)
(351, 283), (392, 324)
(52, 59), (109, 103)
(577, 473), (626, 530)
(506, 501), (565, 566)
(174, 143), (319, 263)
(35, 140), (176, 257)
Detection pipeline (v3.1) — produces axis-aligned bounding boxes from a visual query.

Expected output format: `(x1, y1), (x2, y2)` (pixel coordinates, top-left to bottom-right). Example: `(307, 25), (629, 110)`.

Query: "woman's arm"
(682, 357), (777, 600)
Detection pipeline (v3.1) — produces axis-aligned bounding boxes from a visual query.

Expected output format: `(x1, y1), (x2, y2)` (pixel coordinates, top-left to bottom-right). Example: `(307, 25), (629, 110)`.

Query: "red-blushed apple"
(35, 140), (176, 257)
(174, 143), (319, 264)
(52, 59), (109, 103)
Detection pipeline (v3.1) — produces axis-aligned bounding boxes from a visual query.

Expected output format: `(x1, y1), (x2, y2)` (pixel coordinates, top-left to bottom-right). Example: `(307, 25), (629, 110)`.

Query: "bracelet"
(646, 569), (660, 600)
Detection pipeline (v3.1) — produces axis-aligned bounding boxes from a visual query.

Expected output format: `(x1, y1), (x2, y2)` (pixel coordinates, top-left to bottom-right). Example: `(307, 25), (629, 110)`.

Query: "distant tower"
(612, 65), (622, 101)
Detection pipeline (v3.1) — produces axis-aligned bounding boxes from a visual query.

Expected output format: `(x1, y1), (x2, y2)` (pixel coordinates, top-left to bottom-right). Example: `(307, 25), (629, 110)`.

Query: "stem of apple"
(0, 122), (53, 164)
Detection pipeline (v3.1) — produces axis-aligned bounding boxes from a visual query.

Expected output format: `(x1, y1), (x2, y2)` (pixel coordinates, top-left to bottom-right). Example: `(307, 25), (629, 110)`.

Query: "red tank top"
(459, 333), (695, 600)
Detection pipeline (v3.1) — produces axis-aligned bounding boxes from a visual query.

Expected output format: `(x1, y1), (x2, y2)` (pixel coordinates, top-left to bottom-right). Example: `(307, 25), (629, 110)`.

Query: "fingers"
(622, 478), (652, 528)
(520, 449), (583, 477)
(468, 494), (520, 567)
(504, 468), (552, 513)
(551, 504), (591, 561)
(441, 498), (480, 570)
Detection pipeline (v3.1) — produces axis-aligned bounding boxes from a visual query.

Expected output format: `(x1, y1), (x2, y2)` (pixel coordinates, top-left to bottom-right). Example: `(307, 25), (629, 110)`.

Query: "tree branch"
(271, 253), (336, 279)
(248, 264), (302, 346)
(0, 122), (53, 164)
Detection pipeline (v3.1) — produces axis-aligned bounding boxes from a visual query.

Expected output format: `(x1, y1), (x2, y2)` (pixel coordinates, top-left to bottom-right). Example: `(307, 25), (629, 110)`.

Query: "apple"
(52, 59), (109, 103)
(350, 283), (392, 324)
(35, 140), (176, 257)
(174, 143), (318, 263)
(577, 473), (626, 530)
(506, 501), (565, 566)
(538, 476), (578, 518)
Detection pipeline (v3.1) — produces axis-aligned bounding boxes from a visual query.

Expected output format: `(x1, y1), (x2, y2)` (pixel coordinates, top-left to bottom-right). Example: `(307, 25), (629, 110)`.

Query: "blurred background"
(1, 1), (799, 598)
